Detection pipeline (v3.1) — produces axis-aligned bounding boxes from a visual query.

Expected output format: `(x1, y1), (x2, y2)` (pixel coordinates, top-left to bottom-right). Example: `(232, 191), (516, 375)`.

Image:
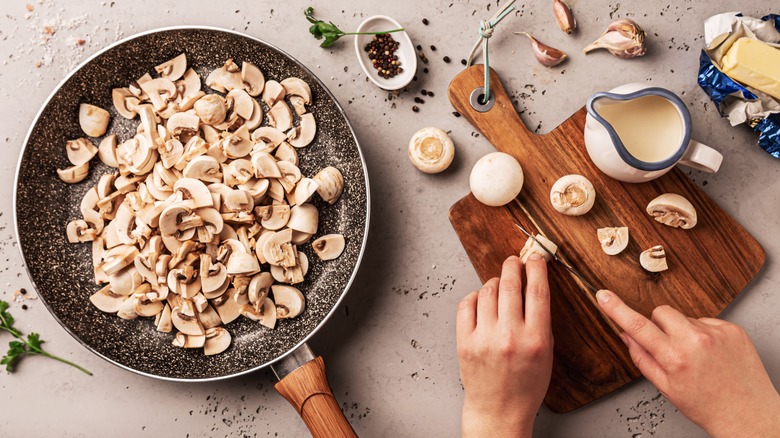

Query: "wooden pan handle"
(275, 356), (357, 438)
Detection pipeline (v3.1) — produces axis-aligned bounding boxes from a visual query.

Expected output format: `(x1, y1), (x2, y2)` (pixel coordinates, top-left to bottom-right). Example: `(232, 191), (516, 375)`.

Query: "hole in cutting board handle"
(470, 87), (496, 112)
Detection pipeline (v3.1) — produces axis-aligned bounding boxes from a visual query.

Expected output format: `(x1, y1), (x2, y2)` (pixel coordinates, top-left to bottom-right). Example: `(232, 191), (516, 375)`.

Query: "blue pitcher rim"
(586, 87), (692, 171)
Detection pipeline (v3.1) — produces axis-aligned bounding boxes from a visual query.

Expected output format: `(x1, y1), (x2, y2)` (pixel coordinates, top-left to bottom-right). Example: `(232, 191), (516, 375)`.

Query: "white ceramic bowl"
(354, 15), (416, 91)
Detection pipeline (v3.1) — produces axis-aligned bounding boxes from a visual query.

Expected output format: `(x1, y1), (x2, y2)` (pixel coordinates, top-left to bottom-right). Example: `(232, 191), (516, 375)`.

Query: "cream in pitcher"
(584, 83), (723, 183)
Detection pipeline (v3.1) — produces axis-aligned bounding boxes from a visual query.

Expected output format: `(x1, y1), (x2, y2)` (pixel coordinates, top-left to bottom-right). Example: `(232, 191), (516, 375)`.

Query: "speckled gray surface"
(15, 27), (368, 380)
(1, 1), (779, 437)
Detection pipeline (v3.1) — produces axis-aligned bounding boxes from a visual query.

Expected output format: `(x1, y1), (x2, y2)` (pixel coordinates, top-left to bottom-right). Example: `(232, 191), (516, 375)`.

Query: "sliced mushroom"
(89, 285), (126, 313)
(226, 251), (261, 275)
(183, 155), (222, 183)
(292, 178), (318, 206)
(276, 161), (302, 192)
(159, 204), (203, 239)
(241, 61), (265, 97)
(287, 203), (319, 235)
(312, 234), (345, 260)
(244, 99), (263, 131)
(96, 134), (119, 168)
(223, 159), (254, 187)
(180, 68), (201, 98)
(248, 272), (273, 306)
(166, 112), (200, 139)
(212, 288), (242, 324)
(313, 167), (343, 205)
(288, 113), (317, 148)
(275, 142), (299, 166)
(108, 265), (143, 296)
(57, 162), (90, 184)
(171, 305), (205, 335)
(159, 138), (184, 169)
(66, 138), (98, 166)
(156, 303), (173, 332)
(267, 101), (293, 132)
(518, 234), (558, 263)
(154, 53), (187, 81)
(139, 77), (177, 112)
(272, 285), (305, 319)
(101, 244), (140, 276)
(134, 292), (164, 317)
(198, 304), (223, 329)
(226, 88), (254, 120)
(172, 332), (206, 348)
(646, 194), (697, 230)
(254, 204), (290, 230)
(280, 77), (312, 113)
(174, 178), (213, 208)
(203, 327), (231, 355)
(550, 174), (596, 216)
(222, 125), (253, 158)
(251, 126), (287, 148)
(262, 228), (297, 267)
(79, 104), (111, 137)
(262, 80), (286, 107)
(597, 227), (629, 255)
(116, 295), (140, 320)
(257, 298), (277, 329)
(640, 245), (668, 272)
(112, 88), (140, 119)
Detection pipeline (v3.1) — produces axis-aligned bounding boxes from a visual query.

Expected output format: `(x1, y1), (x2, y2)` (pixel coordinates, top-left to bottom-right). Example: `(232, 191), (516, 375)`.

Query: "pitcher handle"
(679, 140), (723, 173)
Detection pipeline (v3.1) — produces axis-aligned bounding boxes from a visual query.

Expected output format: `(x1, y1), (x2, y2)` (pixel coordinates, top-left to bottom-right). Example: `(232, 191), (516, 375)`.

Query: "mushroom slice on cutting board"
(646, 193), (697, 229)
(518, 234), (558, 263)
(640, 245), (668, 272)
(312, 234), (345, 260)
(597, 227), (629, 255)
(550, 174), (596, 216)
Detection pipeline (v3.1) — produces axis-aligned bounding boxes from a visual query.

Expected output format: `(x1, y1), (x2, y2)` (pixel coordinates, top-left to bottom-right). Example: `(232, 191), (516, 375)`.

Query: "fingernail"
(507, 255), (519, 261)
(529, 253), (542, 261)
(596, 289), (611, 303)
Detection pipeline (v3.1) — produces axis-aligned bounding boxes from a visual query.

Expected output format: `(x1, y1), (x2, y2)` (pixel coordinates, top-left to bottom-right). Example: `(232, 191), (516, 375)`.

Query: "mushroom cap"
(89, 285), (126, 313)
(251, 126), (287, 147)
(57, 162), (90, 184)
(194, 94), (227, 125)
(97, 134), (119, 168)
(280, 77), (312, 104)
(646, 193), (697, 229)
(267, 101), (293, 132)
(174, 178), (212, 208)
(550, 174), (596, 216)
(66, 138), (98, 166)
(248, 272), (273, 306)
(79, 104), (111, 137)
(154, 53), (187, 81)
(408, 127), (455, 174)
(262, 80), (286, 107)
(469, 152), (524, 207)
(313, 166), (343, 205)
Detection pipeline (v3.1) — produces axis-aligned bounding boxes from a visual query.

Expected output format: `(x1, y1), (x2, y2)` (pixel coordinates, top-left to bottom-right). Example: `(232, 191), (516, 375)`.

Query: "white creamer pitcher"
(584, 83), (723, 183)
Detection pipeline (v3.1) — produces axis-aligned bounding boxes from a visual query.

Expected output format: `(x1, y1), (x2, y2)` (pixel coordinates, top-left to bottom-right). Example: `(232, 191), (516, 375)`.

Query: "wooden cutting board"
(448, 65), (766, 413)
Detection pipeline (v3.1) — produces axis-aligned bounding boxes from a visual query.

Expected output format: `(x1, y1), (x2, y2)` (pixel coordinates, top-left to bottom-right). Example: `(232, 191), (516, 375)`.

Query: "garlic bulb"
(515, 32), (568, 67)
(583, 18), (647, 59)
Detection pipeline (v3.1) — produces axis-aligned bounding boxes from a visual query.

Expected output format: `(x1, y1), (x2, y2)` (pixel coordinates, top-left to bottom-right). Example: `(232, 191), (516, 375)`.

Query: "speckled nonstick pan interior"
(14, 27), (369, 381)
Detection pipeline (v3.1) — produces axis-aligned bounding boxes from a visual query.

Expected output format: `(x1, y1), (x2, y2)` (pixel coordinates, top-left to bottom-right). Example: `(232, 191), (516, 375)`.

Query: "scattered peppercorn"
(20, 288), (27, 295)
(423, 68), (429, 73)
(416, 44), (422, 51)
(422, 18), (429, 25)
(412, 106), (419, 112)
(452, 111), (461, 117)
(364, 34), (402, 79)
(461, 59), (468, 65)
(428, 91), (435, 97)
(421, 89), (427, 95)
(430, 45), (437, 51)
(414, 97), (425, 104)
(419, 52), (429, 64)
(443, 56), (451, 63)
(21, 304), (28, 310)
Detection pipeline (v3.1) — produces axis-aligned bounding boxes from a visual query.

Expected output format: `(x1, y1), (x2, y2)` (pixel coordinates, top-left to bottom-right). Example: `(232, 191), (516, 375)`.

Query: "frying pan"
(14, 27), (369, 436)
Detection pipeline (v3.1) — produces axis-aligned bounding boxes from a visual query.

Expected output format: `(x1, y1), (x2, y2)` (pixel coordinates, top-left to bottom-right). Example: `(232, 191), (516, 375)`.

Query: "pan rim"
(12, 25), (371, 382)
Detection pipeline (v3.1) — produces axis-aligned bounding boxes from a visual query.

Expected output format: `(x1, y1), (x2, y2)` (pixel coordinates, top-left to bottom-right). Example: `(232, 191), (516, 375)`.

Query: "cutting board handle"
(275, 356), (357, 438)
(448, 65), (537, 154)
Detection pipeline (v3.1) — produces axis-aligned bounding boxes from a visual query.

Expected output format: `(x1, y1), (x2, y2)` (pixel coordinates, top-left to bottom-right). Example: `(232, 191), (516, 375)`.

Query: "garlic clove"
(583, 18), (646, 59)
(515, 32), (568, 67)
(552, 0), (576, 34)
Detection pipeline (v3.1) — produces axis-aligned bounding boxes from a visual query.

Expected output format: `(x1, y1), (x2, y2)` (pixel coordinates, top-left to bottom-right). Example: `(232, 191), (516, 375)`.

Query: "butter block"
(721, 37), (780, 100)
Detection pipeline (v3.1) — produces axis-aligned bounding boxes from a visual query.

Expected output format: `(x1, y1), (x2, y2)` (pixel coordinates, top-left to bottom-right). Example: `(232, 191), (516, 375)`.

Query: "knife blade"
(514, 223), (599, 294)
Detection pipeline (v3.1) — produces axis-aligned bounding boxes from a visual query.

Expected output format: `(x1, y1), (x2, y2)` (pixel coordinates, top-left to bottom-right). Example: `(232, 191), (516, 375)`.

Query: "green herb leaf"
(303, 7), (404, 48)
(0, 299), (91, 375)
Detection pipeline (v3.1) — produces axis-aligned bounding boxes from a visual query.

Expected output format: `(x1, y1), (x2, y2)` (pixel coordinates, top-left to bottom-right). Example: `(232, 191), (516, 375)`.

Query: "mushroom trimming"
(519, 234), (558, 263)
(550, 174), (596, 216)
(61, 54), (345, 356)
(646, 193), (697, 229)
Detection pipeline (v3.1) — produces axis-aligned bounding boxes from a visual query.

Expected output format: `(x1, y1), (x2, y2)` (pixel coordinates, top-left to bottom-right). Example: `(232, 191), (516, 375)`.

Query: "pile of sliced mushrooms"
(518, 174), (700, 275)
(59, 54), (347, 356)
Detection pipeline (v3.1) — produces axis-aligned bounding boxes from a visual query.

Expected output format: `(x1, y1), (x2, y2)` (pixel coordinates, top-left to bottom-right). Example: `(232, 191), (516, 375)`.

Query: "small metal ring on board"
(470, 87), (495, 112)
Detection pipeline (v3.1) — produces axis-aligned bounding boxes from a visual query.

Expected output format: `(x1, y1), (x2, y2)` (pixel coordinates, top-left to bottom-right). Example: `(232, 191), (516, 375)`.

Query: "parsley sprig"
(305, 7), (404, 48)
(0, 300), (92, 375)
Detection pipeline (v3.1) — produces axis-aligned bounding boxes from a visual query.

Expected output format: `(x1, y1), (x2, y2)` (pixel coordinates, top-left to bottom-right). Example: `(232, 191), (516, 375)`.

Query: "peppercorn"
(422, 18), (429, 25)
(430, 45), (437, 51)
(443, 56), (451, 63)
(461, 59), (467, 65)
(412, 106), (419, 112)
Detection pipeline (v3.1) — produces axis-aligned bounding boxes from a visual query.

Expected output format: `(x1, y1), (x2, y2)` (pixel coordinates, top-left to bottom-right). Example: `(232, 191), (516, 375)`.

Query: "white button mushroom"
(646, 193), (697, 229)
(597, 227), (629, 255)
(408, 127), (455, 174)
(640, 245), (668, 272)
(550, 174), (596, 216)
(469, 152), (524, 207)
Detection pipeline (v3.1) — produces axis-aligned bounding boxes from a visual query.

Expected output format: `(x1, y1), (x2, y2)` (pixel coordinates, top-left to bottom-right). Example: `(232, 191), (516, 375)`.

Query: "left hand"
(456, 254), (554, 438)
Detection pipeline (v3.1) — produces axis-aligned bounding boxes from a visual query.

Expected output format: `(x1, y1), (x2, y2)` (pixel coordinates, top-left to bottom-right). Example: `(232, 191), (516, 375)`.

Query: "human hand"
(456, 255), (553, 438)
(596, 290), (780, 438)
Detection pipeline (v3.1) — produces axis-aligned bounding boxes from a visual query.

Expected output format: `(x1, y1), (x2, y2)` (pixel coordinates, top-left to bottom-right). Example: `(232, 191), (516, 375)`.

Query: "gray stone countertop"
(0, 0), (778, 436)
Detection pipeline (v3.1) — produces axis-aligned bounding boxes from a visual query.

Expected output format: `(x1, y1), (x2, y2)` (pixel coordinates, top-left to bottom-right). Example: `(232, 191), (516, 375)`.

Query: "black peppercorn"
(443, 56), (451, 63)
(430, 45), (437, 51)
(412, 106), (419, 112)
(422, 18), (429, 25)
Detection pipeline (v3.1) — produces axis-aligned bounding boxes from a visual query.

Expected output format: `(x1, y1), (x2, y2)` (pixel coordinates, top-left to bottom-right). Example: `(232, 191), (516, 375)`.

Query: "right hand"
(596, 289), (780, 438)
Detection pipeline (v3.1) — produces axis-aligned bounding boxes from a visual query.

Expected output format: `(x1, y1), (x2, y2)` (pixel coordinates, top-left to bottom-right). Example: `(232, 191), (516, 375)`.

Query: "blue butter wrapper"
(698, 13), (780, 158)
